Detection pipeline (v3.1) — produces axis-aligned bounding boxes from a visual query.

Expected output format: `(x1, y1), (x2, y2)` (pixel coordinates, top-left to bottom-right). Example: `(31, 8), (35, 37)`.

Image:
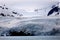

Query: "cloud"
(0, 0), (59, 12)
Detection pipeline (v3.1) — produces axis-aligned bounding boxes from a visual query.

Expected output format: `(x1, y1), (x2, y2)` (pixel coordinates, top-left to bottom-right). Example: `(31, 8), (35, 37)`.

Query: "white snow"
(0, 0), (60, 36)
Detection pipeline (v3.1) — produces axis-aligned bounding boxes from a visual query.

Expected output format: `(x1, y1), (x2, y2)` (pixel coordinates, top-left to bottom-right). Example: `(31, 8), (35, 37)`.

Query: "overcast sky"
(0, 0), (59, 12)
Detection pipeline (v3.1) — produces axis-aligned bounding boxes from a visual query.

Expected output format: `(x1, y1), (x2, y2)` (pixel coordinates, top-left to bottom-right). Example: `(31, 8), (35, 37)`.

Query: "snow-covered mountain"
(34, 6), (60, 16)
(0, 5), (23, 17)
(0, 4), (59, 18)
(0, 3), (60, 36)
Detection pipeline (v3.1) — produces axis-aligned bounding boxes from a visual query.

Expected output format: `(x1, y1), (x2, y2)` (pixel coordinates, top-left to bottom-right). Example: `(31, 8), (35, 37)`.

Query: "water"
(0, 36), (60, 40)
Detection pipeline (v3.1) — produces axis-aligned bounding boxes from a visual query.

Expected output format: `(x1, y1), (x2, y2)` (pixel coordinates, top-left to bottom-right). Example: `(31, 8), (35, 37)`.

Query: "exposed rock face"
(47, 6), (59, 16)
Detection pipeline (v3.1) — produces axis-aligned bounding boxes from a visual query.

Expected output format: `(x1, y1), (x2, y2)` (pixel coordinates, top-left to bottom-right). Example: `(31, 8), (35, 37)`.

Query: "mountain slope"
(0, 5), (23, 17)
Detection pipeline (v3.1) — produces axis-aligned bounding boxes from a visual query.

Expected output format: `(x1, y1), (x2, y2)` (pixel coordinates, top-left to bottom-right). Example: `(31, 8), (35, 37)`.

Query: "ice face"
(0, 18), (60, 36)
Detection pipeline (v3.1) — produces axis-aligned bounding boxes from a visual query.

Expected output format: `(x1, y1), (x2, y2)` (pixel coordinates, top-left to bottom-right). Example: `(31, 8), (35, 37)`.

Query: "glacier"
(0, 1), (60, 36)
(0, 16), (60, 36)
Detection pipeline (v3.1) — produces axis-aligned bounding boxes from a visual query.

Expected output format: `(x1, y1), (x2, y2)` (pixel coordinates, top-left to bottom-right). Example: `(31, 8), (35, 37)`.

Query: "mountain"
(34, 4), (60, 16)
(0, 4), (60, 36)
(0, 4), (23, 17)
